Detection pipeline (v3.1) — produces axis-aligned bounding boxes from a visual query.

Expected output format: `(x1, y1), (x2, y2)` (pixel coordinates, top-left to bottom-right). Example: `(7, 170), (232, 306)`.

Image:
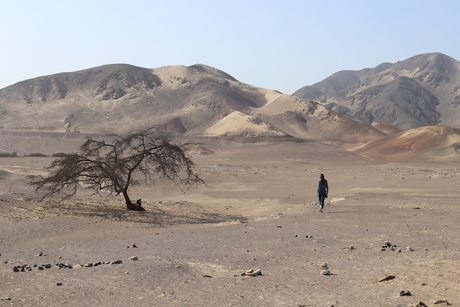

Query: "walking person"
(316, 174), (329, 212)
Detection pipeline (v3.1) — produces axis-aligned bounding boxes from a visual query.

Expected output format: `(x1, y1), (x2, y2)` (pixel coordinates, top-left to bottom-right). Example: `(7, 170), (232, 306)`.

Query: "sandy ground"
(1, 140), (459, 306)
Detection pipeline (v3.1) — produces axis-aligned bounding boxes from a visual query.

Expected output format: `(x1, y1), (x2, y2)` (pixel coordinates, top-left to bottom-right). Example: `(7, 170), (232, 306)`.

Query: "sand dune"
(352, 125), (460, 159)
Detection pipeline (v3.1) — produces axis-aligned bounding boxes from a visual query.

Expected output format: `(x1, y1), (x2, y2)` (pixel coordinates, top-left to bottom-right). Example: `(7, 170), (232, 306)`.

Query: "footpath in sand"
(1, 142), (459, 306)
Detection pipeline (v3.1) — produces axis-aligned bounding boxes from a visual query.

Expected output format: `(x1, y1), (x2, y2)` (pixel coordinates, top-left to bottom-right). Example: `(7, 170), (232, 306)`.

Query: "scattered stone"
(407, 246), (414, 251)
(415, 302), (428, 307)
(321, 262), (329, 270)
(320, 269), (331, 275)
(242, 268), (262, 276)
(44, 264), (52, 268)
(56, 282), (63, 286)
(132, 244), (138, 248)
(396, 248), (402, 253)
(345, 245), (355, 250)
(379, 275), (395, 282)
(38, 266), (44, 271)
(56, 263), (70, 269)
(1, 297), (11, 301)
(380, 242), (399, 252)
(432, 299), (450, 305)
(399, 290), (412, 296)
(203, 275), (212, 278)
(129, 256), (138, 261)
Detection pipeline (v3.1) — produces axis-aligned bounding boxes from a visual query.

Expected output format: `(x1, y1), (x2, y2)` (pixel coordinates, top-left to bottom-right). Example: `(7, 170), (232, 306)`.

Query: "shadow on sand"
(5, 199), (248, 226)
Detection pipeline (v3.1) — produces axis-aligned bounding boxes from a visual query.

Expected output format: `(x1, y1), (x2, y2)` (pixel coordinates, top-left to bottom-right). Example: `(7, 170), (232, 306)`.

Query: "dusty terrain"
(1, 140), (459, 306)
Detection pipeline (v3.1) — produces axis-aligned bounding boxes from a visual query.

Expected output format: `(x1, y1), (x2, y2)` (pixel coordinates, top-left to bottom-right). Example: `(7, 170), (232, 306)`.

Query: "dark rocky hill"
(293, 53), (460, 129)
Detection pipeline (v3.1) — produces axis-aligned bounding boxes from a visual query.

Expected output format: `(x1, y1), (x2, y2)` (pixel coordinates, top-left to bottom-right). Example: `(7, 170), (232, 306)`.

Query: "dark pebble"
(399, 290), (412, 296)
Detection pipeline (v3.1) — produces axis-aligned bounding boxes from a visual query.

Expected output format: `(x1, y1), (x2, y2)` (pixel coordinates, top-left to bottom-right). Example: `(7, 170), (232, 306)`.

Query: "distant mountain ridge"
(293, 53), (460, 129)
(0, 63), (391, 144)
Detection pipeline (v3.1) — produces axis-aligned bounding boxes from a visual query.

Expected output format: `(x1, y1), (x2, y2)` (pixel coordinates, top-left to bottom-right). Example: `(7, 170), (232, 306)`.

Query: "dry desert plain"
(0, 138), (459, 307)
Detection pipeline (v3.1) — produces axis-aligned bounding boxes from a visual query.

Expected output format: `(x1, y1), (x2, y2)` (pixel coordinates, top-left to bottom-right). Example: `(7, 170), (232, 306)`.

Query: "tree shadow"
(21, 199), (248, 226)
(322, 210), (360, 214)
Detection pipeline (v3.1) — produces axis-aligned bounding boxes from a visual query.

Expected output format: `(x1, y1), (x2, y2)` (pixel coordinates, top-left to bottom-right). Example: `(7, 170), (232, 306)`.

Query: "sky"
(1, 0), (459, 94)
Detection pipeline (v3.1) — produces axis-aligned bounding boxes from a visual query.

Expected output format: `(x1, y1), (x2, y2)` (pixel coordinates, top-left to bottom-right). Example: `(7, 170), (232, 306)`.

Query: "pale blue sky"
(1, 0), (459, 93)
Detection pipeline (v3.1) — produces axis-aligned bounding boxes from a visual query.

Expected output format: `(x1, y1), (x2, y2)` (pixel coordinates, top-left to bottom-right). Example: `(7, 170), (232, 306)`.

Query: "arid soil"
(1, 141), (459, 306)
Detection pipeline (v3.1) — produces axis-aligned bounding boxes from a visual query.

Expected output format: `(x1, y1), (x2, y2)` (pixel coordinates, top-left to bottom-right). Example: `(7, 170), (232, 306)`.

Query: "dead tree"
(30, 127), (204, 211)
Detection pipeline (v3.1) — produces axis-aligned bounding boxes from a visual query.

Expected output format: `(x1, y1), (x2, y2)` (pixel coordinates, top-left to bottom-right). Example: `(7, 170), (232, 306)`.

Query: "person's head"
(320, 173), (325, 183)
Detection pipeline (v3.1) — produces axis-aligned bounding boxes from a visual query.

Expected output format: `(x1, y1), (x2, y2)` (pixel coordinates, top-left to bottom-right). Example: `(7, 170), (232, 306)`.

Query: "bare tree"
(30, 127), (204, 211)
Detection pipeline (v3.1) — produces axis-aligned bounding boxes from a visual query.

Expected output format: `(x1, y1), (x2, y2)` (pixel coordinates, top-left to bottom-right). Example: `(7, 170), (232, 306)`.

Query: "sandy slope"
(1, 141), (459, 306)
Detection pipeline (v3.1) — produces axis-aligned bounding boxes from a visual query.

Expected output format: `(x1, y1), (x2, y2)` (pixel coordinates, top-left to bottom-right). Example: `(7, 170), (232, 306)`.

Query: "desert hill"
(0, 63), (391, 144)
(350, 125), (460, 159)
(293, 53), (460, 129)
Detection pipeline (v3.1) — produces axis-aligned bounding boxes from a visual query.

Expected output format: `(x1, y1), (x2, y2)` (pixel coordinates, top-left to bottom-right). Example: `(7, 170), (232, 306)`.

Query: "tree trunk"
(122, 189), (145, 211)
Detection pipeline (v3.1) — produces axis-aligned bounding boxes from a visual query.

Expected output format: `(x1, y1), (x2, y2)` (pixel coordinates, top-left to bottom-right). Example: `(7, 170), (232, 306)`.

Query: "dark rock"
(399, 290), (412, 296)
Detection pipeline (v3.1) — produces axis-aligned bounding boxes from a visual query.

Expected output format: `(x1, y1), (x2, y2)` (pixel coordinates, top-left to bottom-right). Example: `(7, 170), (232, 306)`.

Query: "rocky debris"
(414, 302), (428, 307)
(379, 275), (396, 282)
(407, 246), (414, 251)
(320, 262), (332, 275)
(129, 256), (138, 261)
(11, 260), (123, 272)
(381, 241), (399, 251)
(400, 290), (412, 296)
(1, 297), (11, 301)
(432, 299), (450, 305)
(241, 269), (262, 276)
(344, 245), (355, 250)
(12, 265), (32, 272)
(56, 262), (73, 269)
(320, 269), (331, 275)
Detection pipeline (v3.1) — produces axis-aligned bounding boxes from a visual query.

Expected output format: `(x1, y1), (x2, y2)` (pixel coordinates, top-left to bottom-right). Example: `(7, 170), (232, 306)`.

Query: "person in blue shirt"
(316, 174), (329, 213)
